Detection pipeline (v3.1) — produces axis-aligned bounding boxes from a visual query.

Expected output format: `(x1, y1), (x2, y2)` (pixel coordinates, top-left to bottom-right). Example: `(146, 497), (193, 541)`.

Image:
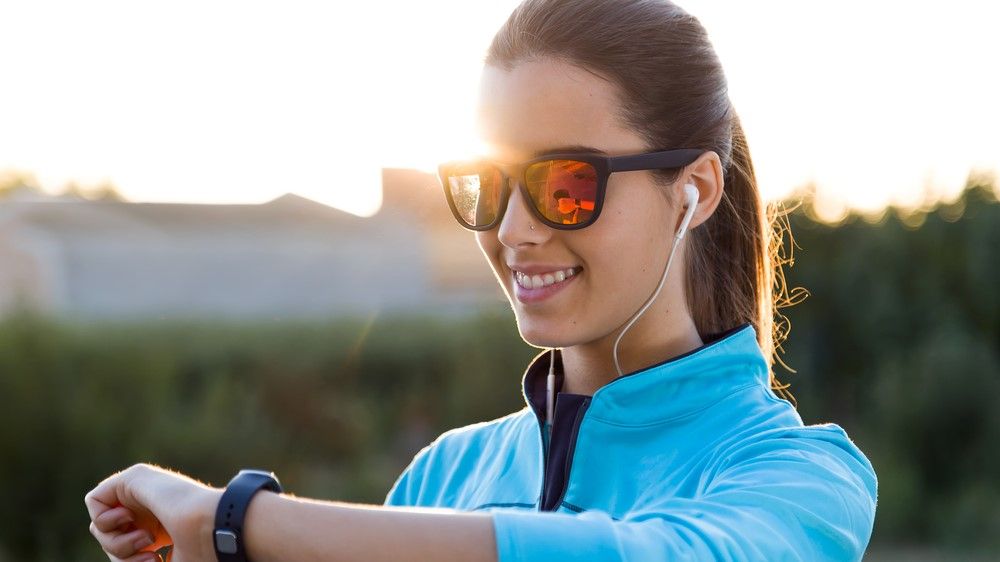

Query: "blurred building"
(0, 170), (502, 319)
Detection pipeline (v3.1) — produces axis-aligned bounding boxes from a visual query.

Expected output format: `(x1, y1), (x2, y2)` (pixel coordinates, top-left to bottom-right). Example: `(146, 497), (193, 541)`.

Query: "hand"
(85, 463), (222, 562)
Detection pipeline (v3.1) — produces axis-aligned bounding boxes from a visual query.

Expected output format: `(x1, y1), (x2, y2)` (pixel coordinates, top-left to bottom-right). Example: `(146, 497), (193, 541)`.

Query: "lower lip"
(513, 269), (581, 304)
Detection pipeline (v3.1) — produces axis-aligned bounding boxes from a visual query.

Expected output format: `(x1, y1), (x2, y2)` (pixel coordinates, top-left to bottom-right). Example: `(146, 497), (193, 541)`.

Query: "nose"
(497, 183), (549, 249)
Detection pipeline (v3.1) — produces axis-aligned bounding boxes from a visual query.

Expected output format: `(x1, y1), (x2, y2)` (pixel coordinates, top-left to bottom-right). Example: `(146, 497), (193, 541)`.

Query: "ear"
(677, 150), (725, 232)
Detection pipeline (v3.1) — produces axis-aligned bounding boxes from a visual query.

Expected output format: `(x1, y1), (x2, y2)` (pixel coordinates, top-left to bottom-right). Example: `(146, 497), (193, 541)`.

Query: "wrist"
(213, 470), (283, 562)
(200, 487), (225, 561)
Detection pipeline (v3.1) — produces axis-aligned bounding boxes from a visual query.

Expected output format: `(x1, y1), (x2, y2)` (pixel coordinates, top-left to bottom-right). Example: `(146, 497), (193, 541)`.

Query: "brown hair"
(486, 0), (802, 403)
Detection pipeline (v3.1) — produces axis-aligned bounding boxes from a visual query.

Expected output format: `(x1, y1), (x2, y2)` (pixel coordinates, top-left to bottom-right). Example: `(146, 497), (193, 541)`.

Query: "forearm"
(242, 490), (498, 562)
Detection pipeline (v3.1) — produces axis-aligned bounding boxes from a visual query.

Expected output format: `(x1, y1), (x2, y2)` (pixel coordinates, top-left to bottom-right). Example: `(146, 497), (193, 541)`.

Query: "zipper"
(537, 396), (592, 511)
(536, 418), (548, 508)
(554, 397), (591, 510)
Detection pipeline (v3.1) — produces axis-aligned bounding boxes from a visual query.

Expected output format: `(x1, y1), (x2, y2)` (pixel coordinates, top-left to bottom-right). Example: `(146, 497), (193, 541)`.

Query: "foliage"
(0, 169), (124, 201)
(777, 176), (1000, 550)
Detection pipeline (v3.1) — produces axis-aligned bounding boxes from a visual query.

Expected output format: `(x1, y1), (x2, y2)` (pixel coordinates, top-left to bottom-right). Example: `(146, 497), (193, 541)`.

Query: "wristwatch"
(213, 469), (283, 562)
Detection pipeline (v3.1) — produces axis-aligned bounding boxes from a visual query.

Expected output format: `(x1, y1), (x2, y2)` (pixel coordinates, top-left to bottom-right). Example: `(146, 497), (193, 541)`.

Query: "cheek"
(474, 231), (490, 253)
(475, 232), (503, 274)
(585, 189), (671, 286)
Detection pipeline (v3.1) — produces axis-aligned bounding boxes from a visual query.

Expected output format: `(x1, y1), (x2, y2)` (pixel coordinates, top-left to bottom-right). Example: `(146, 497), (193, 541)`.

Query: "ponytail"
(685, 112), (800, 404)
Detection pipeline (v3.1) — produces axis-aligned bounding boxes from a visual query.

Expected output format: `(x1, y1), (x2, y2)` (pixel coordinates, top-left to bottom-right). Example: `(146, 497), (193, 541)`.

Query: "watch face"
(215, 530), (238, 554)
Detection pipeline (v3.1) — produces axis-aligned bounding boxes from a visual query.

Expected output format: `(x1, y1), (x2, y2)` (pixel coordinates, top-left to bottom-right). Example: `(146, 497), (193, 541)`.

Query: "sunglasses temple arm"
(607, 149), (704, 173)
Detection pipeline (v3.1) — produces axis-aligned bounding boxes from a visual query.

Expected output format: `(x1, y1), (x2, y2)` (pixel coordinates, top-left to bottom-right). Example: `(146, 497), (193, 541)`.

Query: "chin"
(514, 314), (579, 349)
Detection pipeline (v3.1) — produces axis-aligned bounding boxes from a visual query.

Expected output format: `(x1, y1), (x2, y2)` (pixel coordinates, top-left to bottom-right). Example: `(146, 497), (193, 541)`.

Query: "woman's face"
(475, 57), (687, 349)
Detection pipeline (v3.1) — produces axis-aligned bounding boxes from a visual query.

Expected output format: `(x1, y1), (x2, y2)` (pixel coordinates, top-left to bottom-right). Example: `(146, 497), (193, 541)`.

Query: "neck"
(559, 312), (703, 396)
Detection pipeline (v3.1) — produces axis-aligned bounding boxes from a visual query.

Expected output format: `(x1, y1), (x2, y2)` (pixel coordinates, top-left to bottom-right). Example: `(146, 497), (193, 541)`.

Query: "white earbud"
(676, 183), (699, 240)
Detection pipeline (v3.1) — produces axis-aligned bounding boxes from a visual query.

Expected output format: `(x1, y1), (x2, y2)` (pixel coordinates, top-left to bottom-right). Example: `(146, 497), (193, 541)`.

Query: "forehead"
(476, 58), (646, 161)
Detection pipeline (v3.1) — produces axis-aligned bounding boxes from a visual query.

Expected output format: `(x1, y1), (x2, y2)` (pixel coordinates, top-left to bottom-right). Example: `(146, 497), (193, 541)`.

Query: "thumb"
(85, 464), (152, 522)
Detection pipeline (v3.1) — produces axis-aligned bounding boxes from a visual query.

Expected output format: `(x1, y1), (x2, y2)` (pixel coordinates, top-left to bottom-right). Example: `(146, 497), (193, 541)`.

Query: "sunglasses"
(438, 148), (704, 231)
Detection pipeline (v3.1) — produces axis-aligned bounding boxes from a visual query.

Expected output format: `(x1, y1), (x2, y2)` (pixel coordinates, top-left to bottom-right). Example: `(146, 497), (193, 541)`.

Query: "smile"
(513, 267), (581, 289)
(510, 266), (583, 304)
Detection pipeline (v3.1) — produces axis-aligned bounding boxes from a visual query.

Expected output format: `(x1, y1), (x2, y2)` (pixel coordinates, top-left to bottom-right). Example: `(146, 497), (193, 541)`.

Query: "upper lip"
(507, 263), (582, 275)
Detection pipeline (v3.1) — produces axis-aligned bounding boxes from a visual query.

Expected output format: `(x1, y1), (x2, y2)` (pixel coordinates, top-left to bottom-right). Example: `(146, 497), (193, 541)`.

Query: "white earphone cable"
(612, 184), (699, 378)
(612, 233), (684, 378)
(545, 184), (698, 426)
(546, 349), (556, 428)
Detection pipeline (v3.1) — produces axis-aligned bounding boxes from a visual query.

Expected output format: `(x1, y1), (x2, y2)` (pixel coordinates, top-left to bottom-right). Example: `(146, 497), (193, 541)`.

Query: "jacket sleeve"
(488, 428), (877, 562)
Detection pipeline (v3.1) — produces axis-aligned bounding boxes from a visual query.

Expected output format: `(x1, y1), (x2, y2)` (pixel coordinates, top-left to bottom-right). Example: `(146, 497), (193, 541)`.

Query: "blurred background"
(0, 1), (997, 561)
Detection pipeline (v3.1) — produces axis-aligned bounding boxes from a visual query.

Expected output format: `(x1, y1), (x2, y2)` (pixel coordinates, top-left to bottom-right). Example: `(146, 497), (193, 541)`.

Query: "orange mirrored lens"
(445, 164), (503, 227)
(525, 160), (598, 225)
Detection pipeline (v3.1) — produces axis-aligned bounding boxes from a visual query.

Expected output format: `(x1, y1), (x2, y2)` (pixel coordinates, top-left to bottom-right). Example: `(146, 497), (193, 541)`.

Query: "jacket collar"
(521, 322), (769, 426)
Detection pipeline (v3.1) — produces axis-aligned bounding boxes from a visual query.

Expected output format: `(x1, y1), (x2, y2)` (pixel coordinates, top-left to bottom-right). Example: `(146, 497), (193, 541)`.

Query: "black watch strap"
(214, 469), (283, 562)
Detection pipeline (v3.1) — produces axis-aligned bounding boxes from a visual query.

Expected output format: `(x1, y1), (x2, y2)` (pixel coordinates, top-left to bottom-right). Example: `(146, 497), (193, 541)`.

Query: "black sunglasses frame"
(438, 148), (705, 231)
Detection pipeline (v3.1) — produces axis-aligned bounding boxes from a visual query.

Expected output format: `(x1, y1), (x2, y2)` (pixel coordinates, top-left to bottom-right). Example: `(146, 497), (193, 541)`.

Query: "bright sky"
(0, 1), (996, 219)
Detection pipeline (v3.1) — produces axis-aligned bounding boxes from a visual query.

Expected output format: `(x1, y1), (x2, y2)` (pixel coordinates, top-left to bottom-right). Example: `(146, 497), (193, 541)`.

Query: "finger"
(86, 464), (153, 521)
(90, 523), (155, 561)
(108, 552), (160, 562)
(94, 505), (136, 533)
(86, 469), (129, 521)
(85, 483), (116, 522)
(106, 553), (159, 562)
(122, 551), (161, 562)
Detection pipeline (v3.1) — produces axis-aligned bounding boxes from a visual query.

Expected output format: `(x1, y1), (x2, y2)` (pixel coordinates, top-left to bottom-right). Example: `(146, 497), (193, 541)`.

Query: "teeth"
(514, 267), (580, 290)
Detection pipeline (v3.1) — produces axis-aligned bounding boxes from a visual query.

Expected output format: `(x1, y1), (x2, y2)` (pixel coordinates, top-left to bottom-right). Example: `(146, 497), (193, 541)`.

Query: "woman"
(84, 1), (877, 560)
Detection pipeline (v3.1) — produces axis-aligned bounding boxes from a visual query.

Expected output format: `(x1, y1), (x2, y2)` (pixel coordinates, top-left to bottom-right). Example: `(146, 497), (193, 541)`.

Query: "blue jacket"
(384, 322), (878, 561)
